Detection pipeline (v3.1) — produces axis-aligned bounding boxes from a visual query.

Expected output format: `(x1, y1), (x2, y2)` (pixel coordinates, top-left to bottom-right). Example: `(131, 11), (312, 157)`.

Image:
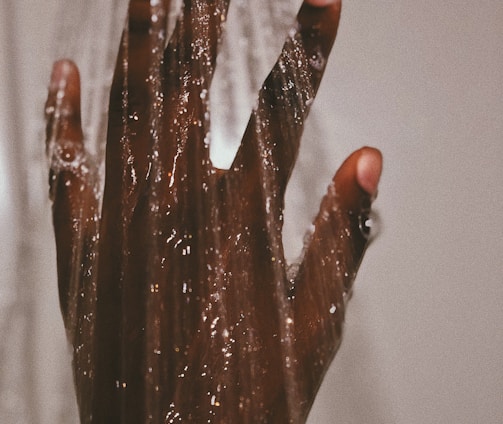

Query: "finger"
(160, 1), (231, 179)
(45, 60), (83, 149)
(110, 0), (170, 113)
(45, 60), (99, 339)
(231, 1), (342, 200)
(292, 146), (382, 399)
(164, 0), (230, 88)
(333, 146), (382, 212)
(105, 0), (170, 205)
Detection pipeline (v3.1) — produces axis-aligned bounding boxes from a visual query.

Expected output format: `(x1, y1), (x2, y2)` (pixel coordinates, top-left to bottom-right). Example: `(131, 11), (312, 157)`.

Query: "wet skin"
(45, 0), (382, 422)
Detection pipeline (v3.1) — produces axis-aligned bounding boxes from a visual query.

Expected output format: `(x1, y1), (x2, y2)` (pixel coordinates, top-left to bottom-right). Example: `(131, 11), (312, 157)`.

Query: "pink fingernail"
(356, 148), (382, 196)
(305, 0), (339, 7)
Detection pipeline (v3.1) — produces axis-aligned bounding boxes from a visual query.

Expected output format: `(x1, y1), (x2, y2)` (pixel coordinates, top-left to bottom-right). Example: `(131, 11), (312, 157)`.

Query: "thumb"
(291, 146), (382, 401)
(333, 146), (382, 213)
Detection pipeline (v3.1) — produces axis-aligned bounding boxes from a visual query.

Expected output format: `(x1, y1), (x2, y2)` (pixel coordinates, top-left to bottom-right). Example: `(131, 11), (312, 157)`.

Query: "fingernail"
(305, 0), (339, 7)
(356, 148), (382, 197)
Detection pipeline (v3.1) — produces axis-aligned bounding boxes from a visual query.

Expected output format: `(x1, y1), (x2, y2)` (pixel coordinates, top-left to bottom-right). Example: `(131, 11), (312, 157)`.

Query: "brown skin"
(45, 0), (382, 422)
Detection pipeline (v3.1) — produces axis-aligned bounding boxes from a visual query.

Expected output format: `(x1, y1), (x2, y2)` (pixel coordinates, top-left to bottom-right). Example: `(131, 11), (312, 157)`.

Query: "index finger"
(231, 1), (342, 202)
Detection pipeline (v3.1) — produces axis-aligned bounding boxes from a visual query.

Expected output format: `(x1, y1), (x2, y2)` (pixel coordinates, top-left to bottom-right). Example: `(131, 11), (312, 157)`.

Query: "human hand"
(45, 0), (382, 422)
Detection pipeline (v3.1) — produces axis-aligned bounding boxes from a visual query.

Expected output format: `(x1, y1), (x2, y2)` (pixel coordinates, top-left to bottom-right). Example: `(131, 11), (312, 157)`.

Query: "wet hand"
(45, 0), (382, 422)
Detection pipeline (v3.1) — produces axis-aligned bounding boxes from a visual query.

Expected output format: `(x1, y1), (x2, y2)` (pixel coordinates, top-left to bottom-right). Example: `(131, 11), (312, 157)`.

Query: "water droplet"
(309, 49), (326, 71)
(359, 210), (380, 240)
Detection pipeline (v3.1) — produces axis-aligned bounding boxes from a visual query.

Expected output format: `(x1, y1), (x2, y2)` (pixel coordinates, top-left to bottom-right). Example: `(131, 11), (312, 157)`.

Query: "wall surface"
(0, 1), (502, 423)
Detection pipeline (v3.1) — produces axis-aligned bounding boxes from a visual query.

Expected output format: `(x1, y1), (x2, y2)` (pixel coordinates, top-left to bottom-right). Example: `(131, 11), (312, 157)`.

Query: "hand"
(45, 0), (382, 422)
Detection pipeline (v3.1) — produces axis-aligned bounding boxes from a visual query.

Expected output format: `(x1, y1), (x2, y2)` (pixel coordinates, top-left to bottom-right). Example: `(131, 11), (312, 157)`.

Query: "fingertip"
(332, 146), (382, 213)
(304, 0), (341, 9)
(356, 147), (382, 197)
(49, 59), (80, 95)
(46, 59), (83, 144)
(47, 59), (81, 117)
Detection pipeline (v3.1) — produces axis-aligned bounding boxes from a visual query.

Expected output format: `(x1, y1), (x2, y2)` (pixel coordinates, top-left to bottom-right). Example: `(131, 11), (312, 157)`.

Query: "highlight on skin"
(45, 0), (382, 422)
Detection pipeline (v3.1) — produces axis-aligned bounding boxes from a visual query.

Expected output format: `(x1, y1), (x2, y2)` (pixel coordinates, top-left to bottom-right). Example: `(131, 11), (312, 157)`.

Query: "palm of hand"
(45, 1), (378, 422)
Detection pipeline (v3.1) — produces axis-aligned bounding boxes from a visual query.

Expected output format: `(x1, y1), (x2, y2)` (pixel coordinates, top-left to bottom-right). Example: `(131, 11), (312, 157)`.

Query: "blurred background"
(0, 0), (502, 423)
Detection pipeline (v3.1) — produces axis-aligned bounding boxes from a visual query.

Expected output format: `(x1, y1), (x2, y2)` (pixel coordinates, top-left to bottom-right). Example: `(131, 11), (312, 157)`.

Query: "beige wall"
(0, 1), (501, 423)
